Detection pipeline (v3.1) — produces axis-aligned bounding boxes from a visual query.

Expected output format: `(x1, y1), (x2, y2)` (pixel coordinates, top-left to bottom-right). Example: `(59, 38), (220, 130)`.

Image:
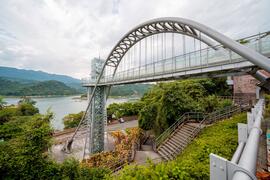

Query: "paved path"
(106, 120), (138, 131)
(51, 120), (138, 162)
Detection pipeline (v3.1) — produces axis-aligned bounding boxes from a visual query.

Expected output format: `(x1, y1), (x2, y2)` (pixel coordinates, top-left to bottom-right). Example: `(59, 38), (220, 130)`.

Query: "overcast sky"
(0, 0), (269, 78)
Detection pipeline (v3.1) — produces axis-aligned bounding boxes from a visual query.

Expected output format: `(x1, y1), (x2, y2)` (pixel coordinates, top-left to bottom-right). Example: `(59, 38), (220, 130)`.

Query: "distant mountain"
(0, 78), (79, 96)
(0, 66), (80, 84)
(0, 66), (153, 97)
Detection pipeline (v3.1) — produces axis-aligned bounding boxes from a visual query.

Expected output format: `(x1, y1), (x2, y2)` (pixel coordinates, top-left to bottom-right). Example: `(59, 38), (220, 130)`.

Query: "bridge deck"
(82, 35), (270, 86)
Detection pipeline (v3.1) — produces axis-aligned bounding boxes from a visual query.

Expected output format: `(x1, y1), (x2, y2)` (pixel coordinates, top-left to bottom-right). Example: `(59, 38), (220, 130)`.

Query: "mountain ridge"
(0, 66), (80, 84)
(0, 78), (80, 96)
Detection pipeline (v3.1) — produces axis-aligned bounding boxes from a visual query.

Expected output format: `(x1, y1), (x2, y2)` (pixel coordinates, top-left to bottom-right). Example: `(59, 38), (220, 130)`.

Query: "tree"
(18, 96), (36, 105)
(0, 96), (7, 109)
(63, 111), (84, 129)
(17, 103), (39, 116)
(138, 78), (232, 135)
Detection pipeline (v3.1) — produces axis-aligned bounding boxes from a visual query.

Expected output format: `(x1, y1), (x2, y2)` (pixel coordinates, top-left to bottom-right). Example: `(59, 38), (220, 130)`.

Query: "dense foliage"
(0, 97), (39, 125)
(113, 113), (246, 180)
(107, 102), (143, 119)
(63, 111), (84, 129)
(139, 78), (232, 134)
(0, 98), (110, 179)
(0, 78), (79, 96)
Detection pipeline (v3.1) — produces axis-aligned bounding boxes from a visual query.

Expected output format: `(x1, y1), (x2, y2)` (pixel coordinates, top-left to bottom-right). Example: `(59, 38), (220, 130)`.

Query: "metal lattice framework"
(64, 17), (270, 156)
(106, 19), (216, 68)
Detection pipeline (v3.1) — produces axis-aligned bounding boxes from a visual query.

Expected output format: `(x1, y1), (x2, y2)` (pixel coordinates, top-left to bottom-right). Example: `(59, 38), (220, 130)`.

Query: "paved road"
(106, 120), (138, 132)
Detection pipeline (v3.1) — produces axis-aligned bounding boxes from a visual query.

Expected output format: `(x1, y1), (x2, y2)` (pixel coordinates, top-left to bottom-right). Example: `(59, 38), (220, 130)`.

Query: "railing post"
(206, 48), (209, 66)
(258, 32), (262, 53)
(229, 49), (232, 63)
(189, 53), (191, 68)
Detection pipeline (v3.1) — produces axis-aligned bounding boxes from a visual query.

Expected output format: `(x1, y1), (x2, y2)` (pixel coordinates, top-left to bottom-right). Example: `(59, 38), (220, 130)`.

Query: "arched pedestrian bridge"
(64, 17), (270, 159)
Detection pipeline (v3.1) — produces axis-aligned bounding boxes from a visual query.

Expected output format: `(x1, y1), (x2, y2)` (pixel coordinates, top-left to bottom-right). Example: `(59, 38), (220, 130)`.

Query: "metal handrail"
(155, 112), (205, 149)
(167, 105), (246, 159)
(155, 112), (188, 148)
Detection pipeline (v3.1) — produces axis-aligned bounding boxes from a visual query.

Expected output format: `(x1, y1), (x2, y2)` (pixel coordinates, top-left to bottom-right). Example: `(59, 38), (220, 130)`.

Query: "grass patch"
(112, 113), (246, 180)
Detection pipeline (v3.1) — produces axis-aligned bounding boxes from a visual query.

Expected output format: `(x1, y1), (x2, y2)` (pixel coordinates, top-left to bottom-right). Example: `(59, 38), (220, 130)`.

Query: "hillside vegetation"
(113, 113), (246, 179)
(0, 78), (79, 96)
(0, 66), (80, 84)
(0, 98), (109, 179)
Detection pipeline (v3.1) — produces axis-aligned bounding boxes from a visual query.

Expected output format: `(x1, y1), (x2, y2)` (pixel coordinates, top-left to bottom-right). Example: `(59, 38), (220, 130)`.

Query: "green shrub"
(138, 103), (158, 130)
(0, 107), (18, 124)
(107, 101), (143, 119)
(0, 107), (109, 179)
(17, 103), (39, 116)
(63, 111), (84, 129)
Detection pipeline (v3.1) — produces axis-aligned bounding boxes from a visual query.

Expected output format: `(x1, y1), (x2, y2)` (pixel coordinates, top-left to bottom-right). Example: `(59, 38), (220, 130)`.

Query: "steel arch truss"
(106, 20), (215, 68)
(105, 17), (270, 74)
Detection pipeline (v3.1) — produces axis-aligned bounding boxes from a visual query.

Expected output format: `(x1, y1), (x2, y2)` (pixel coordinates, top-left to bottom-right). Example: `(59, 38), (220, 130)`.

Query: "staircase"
(155, 105), (249, 161)
(157, 122), (201, 161)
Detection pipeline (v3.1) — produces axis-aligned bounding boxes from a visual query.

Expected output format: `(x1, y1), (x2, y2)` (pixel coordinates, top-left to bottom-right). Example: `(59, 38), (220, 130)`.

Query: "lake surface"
(5, 96), (136, 130)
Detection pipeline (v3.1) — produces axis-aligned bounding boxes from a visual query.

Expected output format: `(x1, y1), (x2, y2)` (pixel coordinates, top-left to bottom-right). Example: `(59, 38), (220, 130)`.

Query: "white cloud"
(0, 0), (269, 78)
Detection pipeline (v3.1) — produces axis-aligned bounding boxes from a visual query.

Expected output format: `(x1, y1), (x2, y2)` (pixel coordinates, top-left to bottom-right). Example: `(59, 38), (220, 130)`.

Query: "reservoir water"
(4, 96), (135, 130)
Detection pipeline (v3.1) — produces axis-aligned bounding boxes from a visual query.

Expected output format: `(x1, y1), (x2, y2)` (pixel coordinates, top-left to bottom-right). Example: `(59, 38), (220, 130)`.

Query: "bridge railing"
(167, 105), (246, 158)
(81, 31), (270, 85)
(210, 99), (265, 180)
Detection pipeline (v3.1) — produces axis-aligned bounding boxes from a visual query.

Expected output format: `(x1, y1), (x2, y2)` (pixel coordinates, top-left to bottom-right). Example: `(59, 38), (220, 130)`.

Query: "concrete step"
(169, 137), (185, 147)
(171, 139), (187, 149)
(186, 123), (200, 128)
(180, 127), (195, 134)
(158, 147), (174, 161)
(174, 132), (191, 141)
(183, 124), (197, 131)
(158, 149), (171, 161)
(157, 122), (201, 161)
(166, 137), (182, 147)
(162, 142), (178, 153)
(181, 126), (195, 133)
(167, 141), (185, 154)
(169, 137), (187, 148)
(172, 136), (189, 147)
(182, 128), (194, 135)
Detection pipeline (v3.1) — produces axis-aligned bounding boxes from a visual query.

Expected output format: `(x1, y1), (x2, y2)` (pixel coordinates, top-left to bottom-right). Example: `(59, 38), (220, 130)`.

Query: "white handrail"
(232, 99), (264, 180)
